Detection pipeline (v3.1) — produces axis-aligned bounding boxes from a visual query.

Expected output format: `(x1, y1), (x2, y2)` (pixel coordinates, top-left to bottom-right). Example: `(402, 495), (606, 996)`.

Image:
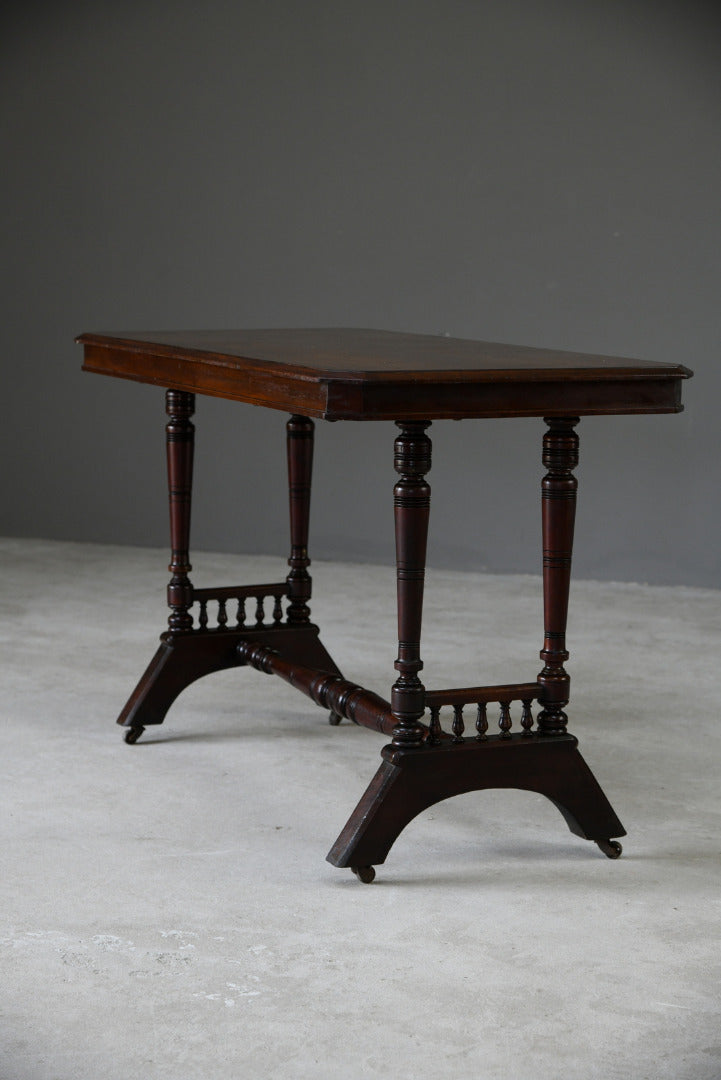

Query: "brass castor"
(596, 839), (623, 859)
(351, 865), (376, 884)
(123, 725), (145, 745)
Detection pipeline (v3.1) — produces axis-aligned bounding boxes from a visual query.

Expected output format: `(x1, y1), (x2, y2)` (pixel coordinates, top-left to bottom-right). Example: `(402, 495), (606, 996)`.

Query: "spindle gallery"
(78, 328), (691, 881)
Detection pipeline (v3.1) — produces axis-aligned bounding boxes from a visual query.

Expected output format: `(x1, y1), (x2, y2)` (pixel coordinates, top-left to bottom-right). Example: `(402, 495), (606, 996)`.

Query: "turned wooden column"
(391, 421), (432, 749)
(537, 416), (579, 736)
(165, 390), (195, 633)
(286, 415), (314, 624)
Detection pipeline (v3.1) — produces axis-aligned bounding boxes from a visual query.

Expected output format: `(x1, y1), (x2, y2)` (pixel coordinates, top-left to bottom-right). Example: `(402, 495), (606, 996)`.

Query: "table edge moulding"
(77, 327), (692, 883)
(78, 328), (690, 421)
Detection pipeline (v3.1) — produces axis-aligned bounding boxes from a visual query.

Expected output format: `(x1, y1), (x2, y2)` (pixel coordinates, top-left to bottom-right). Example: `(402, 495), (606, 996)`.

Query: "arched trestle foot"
(351, 865), (376, 883)
(596, 838), (623, 859)
(328, 734), (626, 874)
(117, 625), (343, 733)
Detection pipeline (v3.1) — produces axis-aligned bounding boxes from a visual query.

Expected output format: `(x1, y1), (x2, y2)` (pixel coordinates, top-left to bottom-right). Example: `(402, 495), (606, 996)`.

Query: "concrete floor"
(1, 537), (720, 1080)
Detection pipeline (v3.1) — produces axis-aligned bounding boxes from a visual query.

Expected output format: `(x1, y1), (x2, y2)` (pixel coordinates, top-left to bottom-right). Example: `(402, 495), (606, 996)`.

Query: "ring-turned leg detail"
(286, 414), (344, 723)
(537, 417), (579, 737)
(390, 421), (432, 749)
(286, 415), (314, 626)
(165, 390), (196, 633)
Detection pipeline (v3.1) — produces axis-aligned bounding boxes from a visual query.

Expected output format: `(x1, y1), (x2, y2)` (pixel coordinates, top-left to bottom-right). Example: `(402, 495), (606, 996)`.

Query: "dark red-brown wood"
(118, 625), (341, 734)
(537, 417), (579, 736)
(78, 328), (691, 876)
(237, 640), (397, 736)
(391, 421), (432, 749)
(327, 735), (625, 871)
(165, 390), (195, 633)
(114, 396), (342, 743)
(78, 328), (690, 420)
(286, 415), (314, 625)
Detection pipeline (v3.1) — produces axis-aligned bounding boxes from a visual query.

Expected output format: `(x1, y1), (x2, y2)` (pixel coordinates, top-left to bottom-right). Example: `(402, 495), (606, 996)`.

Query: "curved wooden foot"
(117, 625), (342, 732)
(327, 734), (625, 871)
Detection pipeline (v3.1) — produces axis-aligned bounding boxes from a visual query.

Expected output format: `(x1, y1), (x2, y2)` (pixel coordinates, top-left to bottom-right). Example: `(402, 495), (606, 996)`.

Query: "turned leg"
(328, 415), (625, 878)
(328, 420), (432, 878)
(537, 417), (578, 737)
(165, 389), (196, 633)
(119, 390), (195, 742)
(118, 391), (195, 741)
(535, 416), (624, 855)
(390, 421), (432, 749)
(285, 414), (345, 723)
(286, 415), (314, 625)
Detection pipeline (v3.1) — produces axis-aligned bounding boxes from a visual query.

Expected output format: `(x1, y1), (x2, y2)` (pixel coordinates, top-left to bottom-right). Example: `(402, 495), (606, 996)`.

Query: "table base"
(115, 392), (627, 880)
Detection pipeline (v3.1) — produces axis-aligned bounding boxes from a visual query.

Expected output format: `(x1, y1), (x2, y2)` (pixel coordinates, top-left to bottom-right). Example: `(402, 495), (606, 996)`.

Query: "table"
(78, 328), (691, 882)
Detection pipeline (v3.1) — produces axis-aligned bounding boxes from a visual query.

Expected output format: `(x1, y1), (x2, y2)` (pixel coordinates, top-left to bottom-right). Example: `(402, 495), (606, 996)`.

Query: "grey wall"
(2, 0), (719, 586)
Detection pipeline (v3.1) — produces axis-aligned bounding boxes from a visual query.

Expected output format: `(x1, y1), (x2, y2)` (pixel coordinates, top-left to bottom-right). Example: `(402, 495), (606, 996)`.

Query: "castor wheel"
(123, 725), (145, 745)
(328, 712), (358, 726)
(351, 865), (376, 884)
(596, 839), (623, 859)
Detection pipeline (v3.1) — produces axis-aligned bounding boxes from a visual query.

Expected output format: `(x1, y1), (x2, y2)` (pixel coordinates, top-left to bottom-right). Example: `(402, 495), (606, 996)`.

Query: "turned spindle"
(452, 704), (465, 742)
(475, 702), (488, 741)
(520, 699), (534, 736)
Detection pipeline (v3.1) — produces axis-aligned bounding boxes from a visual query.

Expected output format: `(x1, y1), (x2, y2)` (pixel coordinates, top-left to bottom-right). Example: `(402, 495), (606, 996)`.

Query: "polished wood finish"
(327, 734), (626, 871)
(537, 417), (579, 736)
(238, 640), (396, 736)
(165, 390), (195, 633)
(115, 397), (342, 744)
(286, 415), (314, 625)
(78, 328), (690, 420)
(118, 624), (339, 736)
(78, 327), (691, 879)
(391, 421), (432, 749)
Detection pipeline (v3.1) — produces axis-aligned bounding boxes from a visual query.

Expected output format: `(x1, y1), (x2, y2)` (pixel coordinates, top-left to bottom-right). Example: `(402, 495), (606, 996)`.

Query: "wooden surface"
(78, 328), (691, 420)
(80, 326), (689, 875)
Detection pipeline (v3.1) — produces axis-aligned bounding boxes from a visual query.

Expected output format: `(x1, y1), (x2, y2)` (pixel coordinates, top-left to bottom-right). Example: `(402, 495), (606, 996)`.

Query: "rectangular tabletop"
(78, 328), (691, 420)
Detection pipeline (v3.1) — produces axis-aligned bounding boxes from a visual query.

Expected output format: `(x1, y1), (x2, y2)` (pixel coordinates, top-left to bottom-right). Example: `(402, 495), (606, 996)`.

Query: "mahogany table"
(78, 328), (691, 882)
